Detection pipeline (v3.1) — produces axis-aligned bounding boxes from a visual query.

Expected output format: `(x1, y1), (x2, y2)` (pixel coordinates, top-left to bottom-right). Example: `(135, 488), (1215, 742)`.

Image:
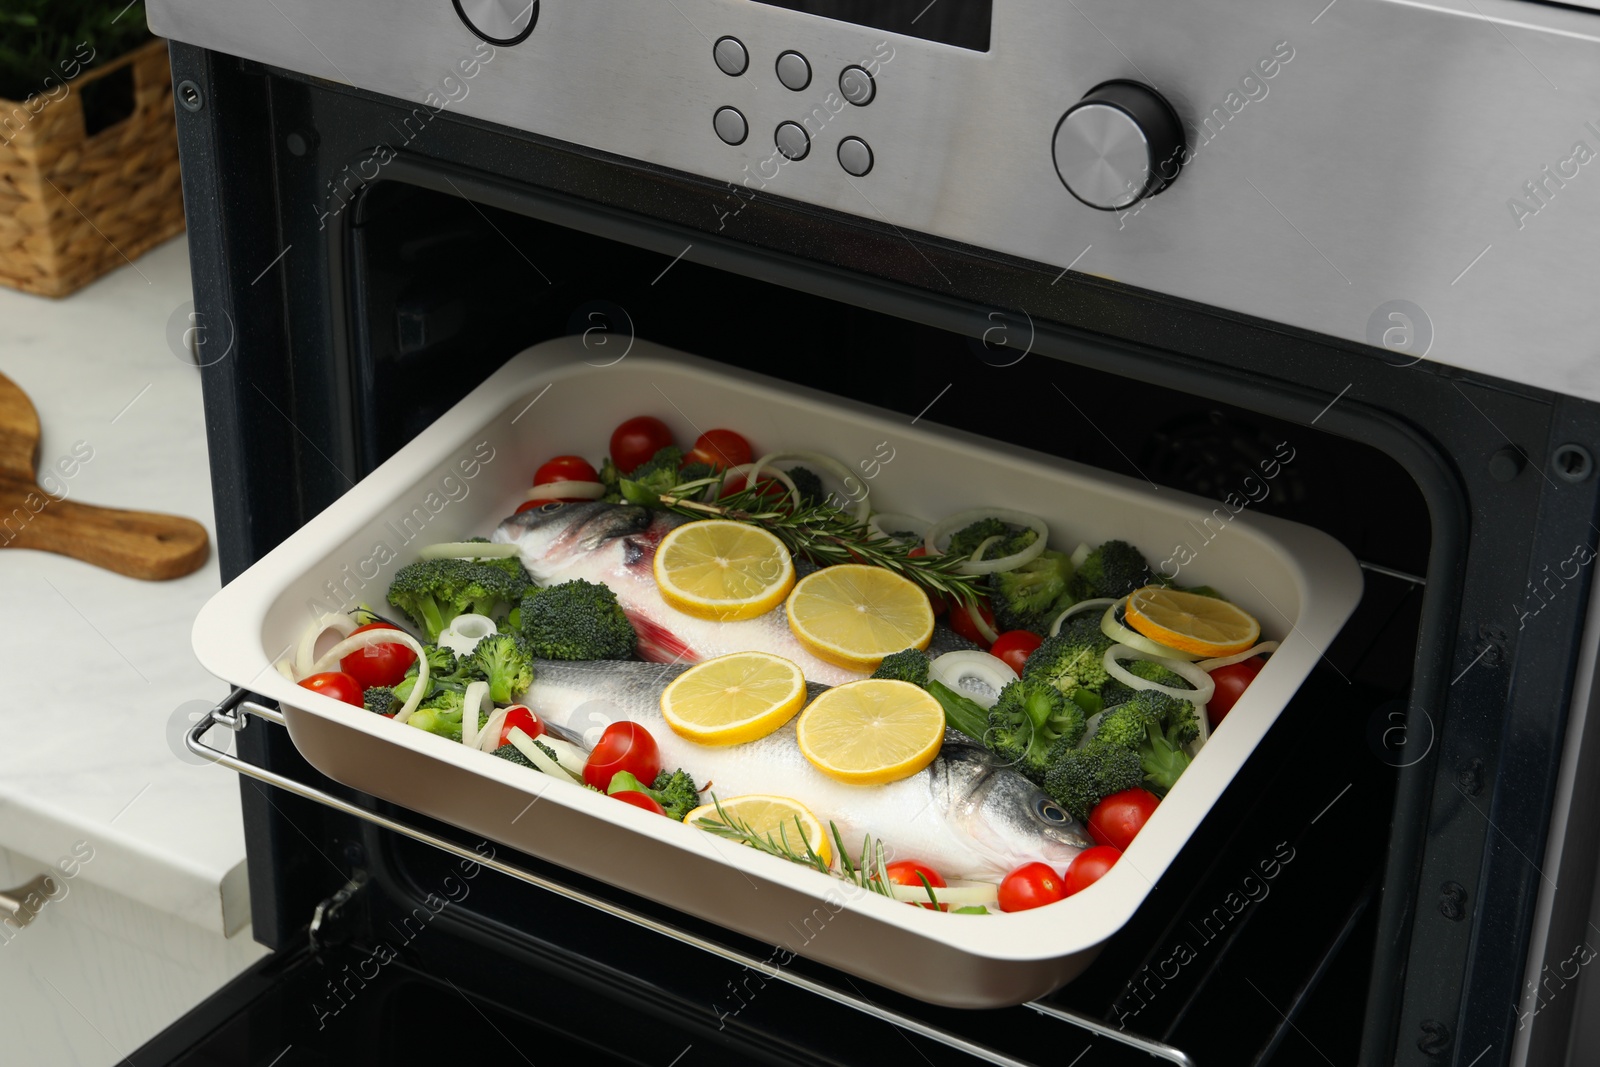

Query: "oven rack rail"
(189, 688), (1195, 1067)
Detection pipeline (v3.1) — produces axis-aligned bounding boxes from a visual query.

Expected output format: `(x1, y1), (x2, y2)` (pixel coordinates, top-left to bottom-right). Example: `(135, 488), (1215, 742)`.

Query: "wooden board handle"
(6, 495), (210, 581)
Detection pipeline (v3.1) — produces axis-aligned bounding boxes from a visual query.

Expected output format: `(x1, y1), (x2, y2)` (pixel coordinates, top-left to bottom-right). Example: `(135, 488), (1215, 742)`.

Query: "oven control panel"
(148, 0), (1600, 403)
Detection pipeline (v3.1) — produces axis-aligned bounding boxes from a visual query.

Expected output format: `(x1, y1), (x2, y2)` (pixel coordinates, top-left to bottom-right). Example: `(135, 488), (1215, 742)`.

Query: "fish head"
(934, 742), (1092, 874)
(494, 501), (656, 579)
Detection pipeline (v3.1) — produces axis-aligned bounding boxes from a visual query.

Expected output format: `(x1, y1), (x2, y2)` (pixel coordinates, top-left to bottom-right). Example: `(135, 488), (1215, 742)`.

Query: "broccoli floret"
(1023, 615), (1114, 698)
(872, 647), (932, 686)
(492, 742), (535, 769)
(363, 687), (397, 716)
(467, 632), (536, 704)
(986, 678), (1086, 781)
(988, 549), (1074, 634)
(946, 519), (1037, 562)
(393, 643), (463, 703)
(1043, 743), (1145, 821)
(679, 461), (717, 482)
(1094, 689), (1200, 796)
(406, 688), (467, 742)
(784, 466), (826, 507)
(606, 768), (702, 821)
(516, 579), (636, 660)
(387, 557), (530, 642)
(1068, 540), (1158, 601)
(598, 457), (624, 504)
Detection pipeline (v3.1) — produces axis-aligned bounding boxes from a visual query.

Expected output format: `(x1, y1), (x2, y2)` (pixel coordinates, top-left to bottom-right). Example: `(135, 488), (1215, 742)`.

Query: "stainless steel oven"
(138, 1), (1600, 1063)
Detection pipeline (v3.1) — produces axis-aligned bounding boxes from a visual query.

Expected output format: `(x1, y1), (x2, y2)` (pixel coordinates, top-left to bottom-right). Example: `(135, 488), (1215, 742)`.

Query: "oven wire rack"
(190, 687), (1195, 1067)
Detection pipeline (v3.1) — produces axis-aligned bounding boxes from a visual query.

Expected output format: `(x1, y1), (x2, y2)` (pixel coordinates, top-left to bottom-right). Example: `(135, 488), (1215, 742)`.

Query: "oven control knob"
(453, 0), (539, 46)
(1052, 81), (1185, 211)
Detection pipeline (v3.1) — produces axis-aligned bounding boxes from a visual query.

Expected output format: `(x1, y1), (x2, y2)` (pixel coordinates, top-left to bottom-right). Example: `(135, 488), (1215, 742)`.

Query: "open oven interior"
(174, 179), (1427, 1066)
(153, 42), (1600, 1067)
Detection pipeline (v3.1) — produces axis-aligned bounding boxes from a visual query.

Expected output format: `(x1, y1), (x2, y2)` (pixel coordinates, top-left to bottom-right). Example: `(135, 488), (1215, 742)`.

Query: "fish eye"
(1036, 798), (1068, 824)
(540, 502), (564, 513)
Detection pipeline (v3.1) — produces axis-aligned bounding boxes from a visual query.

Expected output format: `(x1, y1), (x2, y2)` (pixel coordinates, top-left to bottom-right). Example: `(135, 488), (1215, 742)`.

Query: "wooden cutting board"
(0, 371), (209, 580)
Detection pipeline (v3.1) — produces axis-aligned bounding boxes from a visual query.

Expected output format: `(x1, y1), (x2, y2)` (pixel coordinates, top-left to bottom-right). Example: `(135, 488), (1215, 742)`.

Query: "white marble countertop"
(0, 235), (251, 937)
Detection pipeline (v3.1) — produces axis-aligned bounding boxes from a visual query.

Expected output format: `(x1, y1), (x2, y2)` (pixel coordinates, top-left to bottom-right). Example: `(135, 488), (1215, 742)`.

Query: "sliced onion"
(930, 650), (1018, 708)
(725, 457), (801, 508)
(1100, 601), (1204, 662)
(509, 726), (583, 783)
(962, 598), (1000, 645)
(294, 613), (360, 678)
(522, 480), (606, 503)
(477, 706), (509, 752)
(539, 735), (589, 767)
(1104, 644), (1216, 711)
(752, 450), (871, 523)
(416, 543), (521, 559)
(888, 883), (999, 906)
(461, 681), (490, 749)
(1049, 598), (1116, 637)
(439, 614), (497, 657)
(1196, 642), (1280, 672)
(867, 512), (932, 545)
(1070, 543), (1092, 569)
(971, 535), (1004, 562)
(922, 507), (1049, 575)
(1080, 710), (1105, 748)
(306, 627), (430, 722)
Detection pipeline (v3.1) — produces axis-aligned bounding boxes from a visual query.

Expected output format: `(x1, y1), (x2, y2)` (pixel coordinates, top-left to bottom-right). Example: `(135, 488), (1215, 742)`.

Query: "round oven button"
(452, 0), (539, 46)
(714, 107), (748, 146)
(775, 121), (811, 161)
(776, 50), (812, 91)
(839, 65), (876, 106)
(1052, 81), (1185, 211)
(714, 36), (748, 77)
(837, 137), (873, 176)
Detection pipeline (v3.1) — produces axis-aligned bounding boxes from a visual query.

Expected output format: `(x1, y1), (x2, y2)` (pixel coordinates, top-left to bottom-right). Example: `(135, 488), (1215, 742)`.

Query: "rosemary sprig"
(694, 795), (896, 898)
(652, 482), (987, 604)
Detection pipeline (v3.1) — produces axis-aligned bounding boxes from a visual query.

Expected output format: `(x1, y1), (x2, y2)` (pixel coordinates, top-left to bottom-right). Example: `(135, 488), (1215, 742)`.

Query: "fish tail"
(628, 611), (698, 664)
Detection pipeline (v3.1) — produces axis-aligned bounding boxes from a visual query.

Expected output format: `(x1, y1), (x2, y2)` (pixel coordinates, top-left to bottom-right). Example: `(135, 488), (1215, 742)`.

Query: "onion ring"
(929, 650), (1019, 709)
(1049, 598), (1116, 637)
(418, 541), (522, 560)
(1195, 642), (1280, 672)
(522, 481), (606, 503)
(1100, 601), (1204, 661)
(1103, 645), (1216, 713)
(922, 507), (1049, 575)
(306, 627), (430, 722)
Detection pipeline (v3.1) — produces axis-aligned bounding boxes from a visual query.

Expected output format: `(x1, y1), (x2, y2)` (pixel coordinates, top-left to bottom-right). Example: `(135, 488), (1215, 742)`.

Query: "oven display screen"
(750, 0), (992, 51)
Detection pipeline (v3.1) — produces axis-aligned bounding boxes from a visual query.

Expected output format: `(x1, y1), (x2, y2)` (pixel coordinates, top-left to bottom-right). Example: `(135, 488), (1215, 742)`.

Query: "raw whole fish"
(520, 658), (1092, 882)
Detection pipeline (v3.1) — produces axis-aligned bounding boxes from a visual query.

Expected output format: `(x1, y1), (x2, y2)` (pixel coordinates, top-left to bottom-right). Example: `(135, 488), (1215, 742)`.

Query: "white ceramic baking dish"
(192, 337), (1361, 1008)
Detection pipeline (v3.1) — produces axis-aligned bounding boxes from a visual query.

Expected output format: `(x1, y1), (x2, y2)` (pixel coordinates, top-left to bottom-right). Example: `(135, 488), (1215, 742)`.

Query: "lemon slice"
(660, 651), (808, 745)
(795, 679), (945, 785)
(687, 794), (832, 866)
(785, 564), (935, 671)
(1124, 585), (1261, 658)
(653, 519), (796, 621)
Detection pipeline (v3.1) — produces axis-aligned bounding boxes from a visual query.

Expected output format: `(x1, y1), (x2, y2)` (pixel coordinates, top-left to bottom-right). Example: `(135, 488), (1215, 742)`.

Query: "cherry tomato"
(1062, 845), (1121, 897)
(498, 705), (544, 748)
(997, 862), (1067, 912)
(534, 455), (600, 486)
(688, 429), (753, 472)
(990, 630), (1043, 674)
(1087, 789), (1160, 852)
(1207, 657), (1266, 726)
(338, 622), (417, 690)
(610, 416), (675, 474)
(885, 860), (949, 910)
(948, 597), (996, 645)
(298, 671), (364, 707)
(583, 721), (662, 791)
(612, 791), (667, 815)
(908, 546), (947, 618)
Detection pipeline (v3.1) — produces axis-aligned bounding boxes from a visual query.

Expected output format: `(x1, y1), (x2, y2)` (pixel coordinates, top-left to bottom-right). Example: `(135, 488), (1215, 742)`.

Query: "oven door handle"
(188, 689), (1195, 1067)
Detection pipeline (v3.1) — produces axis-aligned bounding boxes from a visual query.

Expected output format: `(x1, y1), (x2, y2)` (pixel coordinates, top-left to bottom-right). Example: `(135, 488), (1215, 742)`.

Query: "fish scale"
(520, 658), (1091, 882)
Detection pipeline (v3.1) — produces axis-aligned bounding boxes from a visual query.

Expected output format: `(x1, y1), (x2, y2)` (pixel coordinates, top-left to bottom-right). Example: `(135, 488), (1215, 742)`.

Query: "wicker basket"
(0, 38), (186, 298)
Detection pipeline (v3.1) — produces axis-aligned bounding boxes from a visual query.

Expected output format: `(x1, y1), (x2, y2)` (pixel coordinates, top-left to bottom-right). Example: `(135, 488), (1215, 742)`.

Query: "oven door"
(142, 33), (1600, 1067)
